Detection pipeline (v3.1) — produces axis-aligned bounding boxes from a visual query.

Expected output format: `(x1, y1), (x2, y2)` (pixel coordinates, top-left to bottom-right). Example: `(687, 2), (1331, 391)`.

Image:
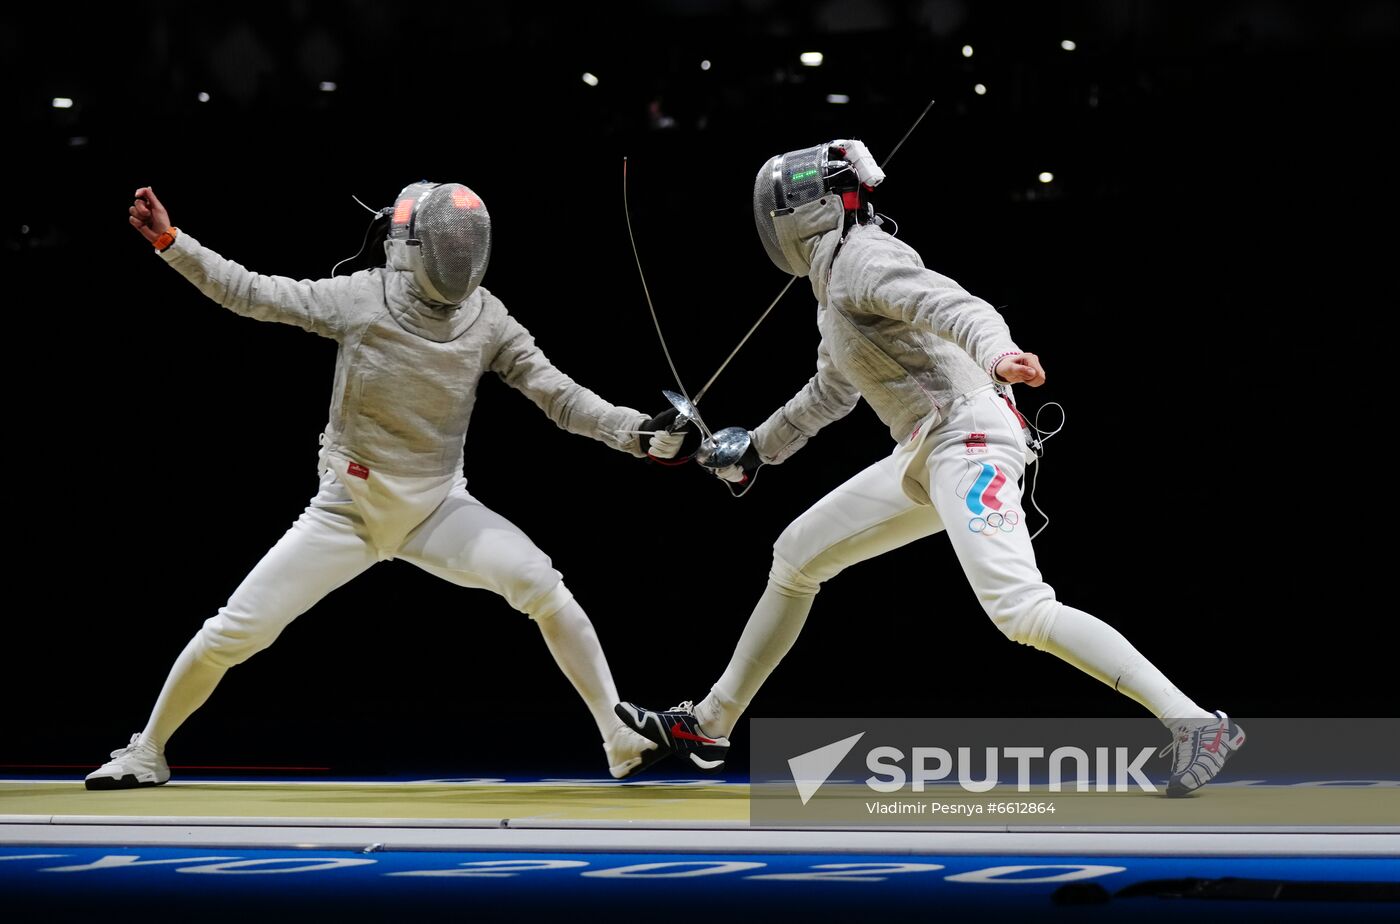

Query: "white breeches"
(770, 384), (1059, 648)
(193, 471), (572, 668)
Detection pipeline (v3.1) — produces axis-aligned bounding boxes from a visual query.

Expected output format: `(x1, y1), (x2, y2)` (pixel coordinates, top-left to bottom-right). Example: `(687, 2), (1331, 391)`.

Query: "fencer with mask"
(87, 182), (683, 788)
(617, 141), (1243, 797)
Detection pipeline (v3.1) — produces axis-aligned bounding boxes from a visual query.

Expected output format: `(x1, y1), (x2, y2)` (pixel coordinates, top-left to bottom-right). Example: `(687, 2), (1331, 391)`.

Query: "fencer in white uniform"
(617, 141), (1244, 796)
(87, 182), (683, 788)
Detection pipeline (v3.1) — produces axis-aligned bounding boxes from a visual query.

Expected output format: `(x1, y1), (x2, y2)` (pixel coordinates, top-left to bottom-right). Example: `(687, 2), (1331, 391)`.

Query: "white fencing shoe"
(605, 722), (668, 780)
(85, 733), (170, 790)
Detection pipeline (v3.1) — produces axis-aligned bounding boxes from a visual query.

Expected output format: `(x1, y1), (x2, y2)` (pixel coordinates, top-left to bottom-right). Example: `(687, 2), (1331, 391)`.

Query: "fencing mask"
(753, 140), (885, 277)
(384, 181), (491, 306)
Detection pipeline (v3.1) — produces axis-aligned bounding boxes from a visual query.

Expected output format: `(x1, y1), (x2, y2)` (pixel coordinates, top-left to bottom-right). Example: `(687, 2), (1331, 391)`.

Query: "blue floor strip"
(3, 847), (1396, 922)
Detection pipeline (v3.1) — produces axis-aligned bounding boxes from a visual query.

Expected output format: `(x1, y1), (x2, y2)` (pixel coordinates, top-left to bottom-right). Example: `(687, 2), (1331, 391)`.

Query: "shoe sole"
(613, 743), (673, 780)
(614, 703), (668, 747)
(85, 775), (169, 791)
(688, 752), (726, 772)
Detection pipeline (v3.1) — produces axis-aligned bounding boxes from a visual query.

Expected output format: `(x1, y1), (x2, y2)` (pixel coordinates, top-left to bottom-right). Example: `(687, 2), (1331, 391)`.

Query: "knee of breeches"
(522, 580), (574, 622)
(194, 609), (282, 669)
(769, 548), (823, 597)
(986, 589), (1061, 649)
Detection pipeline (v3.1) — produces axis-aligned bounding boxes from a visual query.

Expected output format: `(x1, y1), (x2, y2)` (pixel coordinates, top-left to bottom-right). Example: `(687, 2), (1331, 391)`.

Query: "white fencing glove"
(640, 407), (692, 461)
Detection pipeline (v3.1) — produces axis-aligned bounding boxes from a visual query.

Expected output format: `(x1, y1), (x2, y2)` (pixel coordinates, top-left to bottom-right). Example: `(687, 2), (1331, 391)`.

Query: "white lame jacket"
(753, 222), (1022, 464)
(159, 231), (649, 478)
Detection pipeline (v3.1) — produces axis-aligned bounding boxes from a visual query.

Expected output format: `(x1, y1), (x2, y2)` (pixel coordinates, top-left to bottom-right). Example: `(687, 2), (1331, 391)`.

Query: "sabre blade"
(625, 157), (694, 403)
(693, 275), (798, 406)
(880, 98), (935, 170)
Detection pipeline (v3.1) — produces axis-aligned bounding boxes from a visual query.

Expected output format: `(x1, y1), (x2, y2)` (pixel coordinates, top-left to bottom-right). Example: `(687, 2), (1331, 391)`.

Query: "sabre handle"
(641, 407), (695, 463)
(711, 442), (762, 484)
(833, 139), (886, 188)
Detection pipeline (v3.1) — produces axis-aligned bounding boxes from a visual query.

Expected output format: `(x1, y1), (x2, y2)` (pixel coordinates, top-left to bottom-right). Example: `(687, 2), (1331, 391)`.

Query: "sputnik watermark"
(788, 734), (1155, 805)
(753, 717), (1400, 827)
(865, 745), (1156, 793)
(865, 800), (1058, 816)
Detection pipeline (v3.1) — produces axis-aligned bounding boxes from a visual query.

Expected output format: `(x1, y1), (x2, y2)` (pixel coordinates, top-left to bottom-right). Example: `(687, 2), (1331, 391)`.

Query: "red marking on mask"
(452, 187), (481, 209)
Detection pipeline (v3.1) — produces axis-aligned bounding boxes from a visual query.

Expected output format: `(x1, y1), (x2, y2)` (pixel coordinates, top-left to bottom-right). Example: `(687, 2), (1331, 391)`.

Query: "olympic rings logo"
(968, 510), (1019, 534)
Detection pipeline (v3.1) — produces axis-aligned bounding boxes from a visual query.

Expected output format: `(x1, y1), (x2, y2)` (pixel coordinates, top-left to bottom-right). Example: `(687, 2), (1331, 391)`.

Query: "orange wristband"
(153, 227), (179, 252)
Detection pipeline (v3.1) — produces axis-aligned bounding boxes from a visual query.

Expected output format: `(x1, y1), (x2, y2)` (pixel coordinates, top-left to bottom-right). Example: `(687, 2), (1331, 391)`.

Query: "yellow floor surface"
(4, 781), (1395, 828)
(0, 782), (749, 824)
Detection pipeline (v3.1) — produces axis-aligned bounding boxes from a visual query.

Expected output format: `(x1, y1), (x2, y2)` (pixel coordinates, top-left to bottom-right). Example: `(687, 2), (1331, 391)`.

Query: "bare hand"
(995, 352), (1047, 387)
(129, 186), (171, 243)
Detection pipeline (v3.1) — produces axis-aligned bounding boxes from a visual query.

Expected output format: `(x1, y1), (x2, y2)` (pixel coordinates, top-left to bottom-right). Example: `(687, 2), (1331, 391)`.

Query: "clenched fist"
(129, 187), (172, 244)
(994, 352), (1047, 387)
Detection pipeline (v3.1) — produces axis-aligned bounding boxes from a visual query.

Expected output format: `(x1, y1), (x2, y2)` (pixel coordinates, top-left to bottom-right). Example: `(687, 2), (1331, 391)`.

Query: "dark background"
(4, 1), (1396, 777)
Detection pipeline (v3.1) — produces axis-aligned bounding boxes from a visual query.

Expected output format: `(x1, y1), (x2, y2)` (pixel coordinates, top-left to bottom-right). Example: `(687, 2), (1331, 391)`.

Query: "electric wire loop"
(728, 466), (762, 498)
(1026, 401), (1066, 541)
(331, 197), (385, 277)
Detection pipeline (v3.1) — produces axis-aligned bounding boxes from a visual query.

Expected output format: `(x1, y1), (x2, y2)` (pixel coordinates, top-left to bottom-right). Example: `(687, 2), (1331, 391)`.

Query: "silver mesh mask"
(753, 144), (842, 275)
(387, 181), (491, 305)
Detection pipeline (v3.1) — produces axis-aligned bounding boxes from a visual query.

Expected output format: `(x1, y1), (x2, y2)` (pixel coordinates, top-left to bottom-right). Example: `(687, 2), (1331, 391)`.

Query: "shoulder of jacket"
(849, 226), (920, 262)
(341, 268), (389, 320)
(475, 287), (514, 330)
(474, 288), (528, 350)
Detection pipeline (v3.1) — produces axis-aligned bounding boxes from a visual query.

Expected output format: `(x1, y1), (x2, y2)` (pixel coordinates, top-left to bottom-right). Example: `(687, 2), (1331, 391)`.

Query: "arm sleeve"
(490, 313), (649, 457)
(157, 230), (352, 340)
(751, 336), (862, 464)
(859, 249), (1022, 380)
